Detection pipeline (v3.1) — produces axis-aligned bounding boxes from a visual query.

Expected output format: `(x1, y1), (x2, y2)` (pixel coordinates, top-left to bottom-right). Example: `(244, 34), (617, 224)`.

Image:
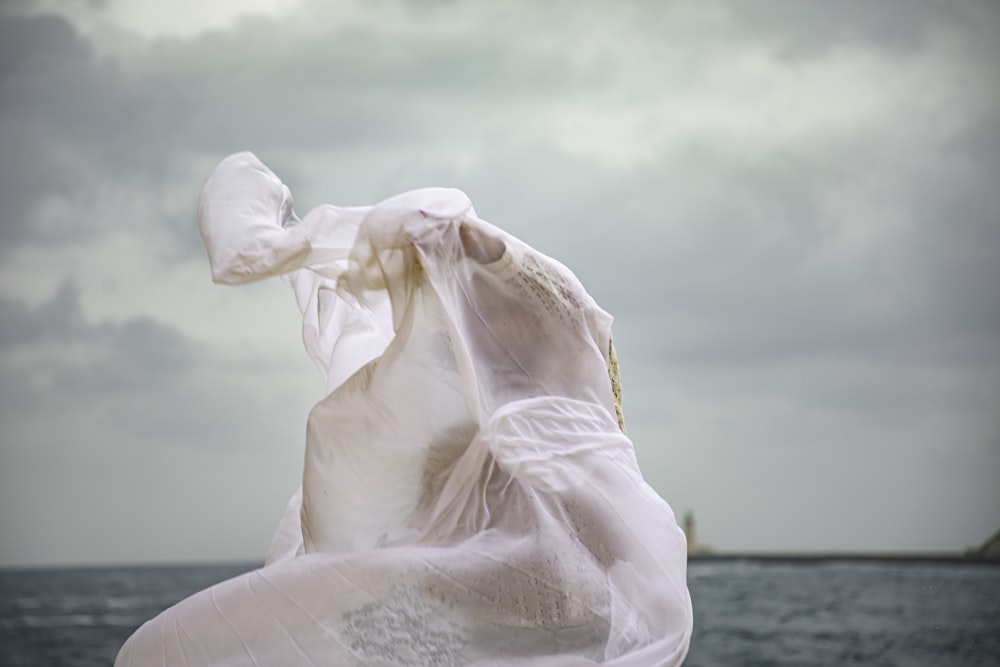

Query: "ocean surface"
(1, 559), (997, 666)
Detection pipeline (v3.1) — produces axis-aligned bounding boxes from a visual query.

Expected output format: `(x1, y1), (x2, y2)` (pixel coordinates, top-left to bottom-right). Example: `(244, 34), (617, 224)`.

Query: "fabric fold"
(117, 151), (692, 667)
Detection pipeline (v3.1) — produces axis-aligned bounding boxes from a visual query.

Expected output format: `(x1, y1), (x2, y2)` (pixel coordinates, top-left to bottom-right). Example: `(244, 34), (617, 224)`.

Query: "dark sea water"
(1, 560), (997, 666)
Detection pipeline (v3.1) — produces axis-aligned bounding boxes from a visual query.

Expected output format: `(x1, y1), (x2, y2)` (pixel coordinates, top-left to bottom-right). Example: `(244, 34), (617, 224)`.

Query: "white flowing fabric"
(116, 152), (692, 667)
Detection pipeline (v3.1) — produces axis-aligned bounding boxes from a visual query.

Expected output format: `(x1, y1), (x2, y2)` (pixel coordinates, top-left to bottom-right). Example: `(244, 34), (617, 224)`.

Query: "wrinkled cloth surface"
(116, 152), (692, 666)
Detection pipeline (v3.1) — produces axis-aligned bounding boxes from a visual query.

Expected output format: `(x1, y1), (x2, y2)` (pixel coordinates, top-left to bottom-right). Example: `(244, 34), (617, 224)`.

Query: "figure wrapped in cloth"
(116, 152), (692, 667)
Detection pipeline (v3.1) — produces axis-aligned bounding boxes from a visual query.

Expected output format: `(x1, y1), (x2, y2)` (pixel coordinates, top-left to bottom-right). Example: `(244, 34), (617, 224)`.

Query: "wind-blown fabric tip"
(116, 151), (692, 666)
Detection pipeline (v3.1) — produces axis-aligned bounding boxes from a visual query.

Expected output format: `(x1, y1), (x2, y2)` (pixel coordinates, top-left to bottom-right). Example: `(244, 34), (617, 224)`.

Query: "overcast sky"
(1, 0), (997, 567)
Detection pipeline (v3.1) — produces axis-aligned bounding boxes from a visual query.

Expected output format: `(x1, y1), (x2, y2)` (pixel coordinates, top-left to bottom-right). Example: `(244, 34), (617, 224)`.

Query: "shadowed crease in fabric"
(115, 151), (692, 666)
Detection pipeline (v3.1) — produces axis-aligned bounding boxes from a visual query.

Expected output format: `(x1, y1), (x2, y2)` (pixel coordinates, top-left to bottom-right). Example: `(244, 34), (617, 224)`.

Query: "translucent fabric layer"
(116, 152), (692, 666)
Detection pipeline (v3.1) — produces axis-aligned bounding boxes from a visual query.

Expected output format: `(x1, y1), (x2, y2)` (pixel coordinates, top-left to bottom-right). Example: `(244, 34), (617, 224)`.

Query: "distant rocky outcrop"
(966, 528), (1000, 560)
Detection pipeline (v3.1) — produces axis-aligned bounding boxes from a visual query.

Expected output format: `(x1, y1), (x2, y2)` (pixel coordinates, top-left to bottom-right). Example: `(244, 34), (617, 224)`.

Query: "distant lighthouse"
(683, 511), (697, 555)
(682, 510), (712, 555)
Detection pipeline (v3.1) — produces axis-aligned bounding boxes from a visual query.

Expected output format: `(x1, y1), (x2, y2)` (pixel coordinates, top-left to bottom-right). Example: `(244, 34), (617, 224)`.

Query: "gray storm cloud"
(0, 0), (997, 565)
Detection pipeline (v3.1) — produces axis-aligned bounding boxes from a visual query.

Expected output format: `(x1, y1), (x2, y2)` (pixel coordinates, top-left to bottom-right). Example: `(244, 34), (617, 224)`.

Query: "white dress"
(115, 152), (692, 666)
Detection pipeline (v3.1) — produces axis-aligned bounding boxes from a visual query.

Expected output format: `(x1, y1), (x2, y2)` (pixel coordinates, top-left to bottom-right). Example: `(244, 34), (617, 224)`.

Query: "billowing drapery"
(116, 152), (692, 666)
